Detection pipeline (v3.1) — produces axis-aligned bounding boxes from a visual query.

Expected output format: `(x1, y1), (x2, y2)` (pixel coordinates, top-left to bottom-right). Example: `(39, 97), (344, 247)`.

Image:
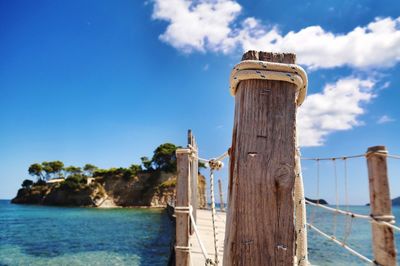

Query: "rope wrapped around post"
(224, 52), (309, 265)
(229, 60), (308, 106)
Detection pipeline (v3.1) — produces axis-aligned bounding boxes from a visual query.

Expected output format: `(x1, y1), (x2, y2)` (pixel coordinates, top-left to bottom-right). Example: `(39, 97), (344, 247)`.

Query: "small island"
(366, 196), (400, 206)
(12, 143), (206, 208)
(392, 196), (400, 206)
(305, 197), (328, 205)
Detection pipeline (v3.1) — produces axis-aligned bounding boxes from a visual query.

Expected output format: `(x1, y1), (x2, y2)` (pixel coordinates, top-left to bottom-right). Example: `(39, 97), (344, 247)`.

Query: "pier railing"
(175, 130), (228, 266)
(303, 146), (399, 265)
(174, 50), (398, 266)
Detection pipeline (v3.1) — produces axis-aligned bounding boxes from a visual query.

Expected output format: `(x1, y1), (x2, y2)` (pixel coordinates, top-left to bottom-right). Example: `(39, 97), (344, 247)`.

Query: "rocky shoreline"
(12, 171), (206, 208)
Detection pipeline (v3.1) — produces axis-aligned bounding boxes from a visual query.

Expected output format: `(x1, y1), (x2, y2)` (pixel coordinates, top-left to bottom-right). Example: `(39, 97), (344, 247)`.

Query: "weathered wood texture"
(176, 149), (191, 266)
(366, 146), (397, 266)
(218, 179), (225, 212)
(188, 130), (198, 234)
(224, 51), (297, 266)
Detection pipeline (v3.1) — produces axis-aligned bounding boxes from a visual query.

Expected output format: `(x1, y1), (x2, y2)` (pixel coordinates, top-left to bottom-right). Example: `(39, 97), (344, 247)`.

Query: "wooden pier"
(189, 209), (226, 266)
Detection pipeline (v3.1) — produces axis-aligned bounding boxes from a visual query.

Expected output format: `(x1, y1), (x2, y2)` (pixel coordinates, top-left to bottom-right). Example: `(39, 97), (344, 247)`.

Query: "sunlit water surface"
(0, 200), (173, 266)
(1, 200), (399, 265)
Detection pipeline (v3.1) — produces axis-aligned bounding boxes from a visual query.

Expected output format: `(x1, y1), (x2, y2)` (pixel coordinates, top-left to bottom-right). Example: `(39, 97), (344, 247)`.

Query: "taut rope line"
(306, 200), (400, 232)
(209, 169), (219, 265)
(302, 152), (400, 161)
(307, 223), (375, 265)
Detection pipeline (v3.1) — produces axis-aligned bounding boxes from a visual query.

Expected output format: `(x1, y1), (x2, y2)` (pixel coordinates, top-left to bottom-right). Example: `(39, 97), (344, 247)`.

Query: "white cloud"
(239, 17), (400, 69)
(377, 115), (395, 124)
(297, 77), (375, 146)
(152, 0), (241, 53)
(151, 0), (400, 69)
(151, 0), (388, 147)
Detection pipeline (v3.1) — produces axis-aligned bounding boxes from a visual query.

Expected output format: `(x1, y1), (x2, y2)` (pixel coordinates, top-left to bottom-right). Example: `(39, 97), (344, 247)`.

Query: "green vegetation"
(158, 178), (177, 189)
(28, 161), (64, 180)
(14, 142), (211, 207)
(83, 164), (98, 176)
(21, 142), (201, 190)
(21, 179), (33, 189)
(152, 143), (179, 172)
(28, 163), (44, 180)
(64, 166), (82, 177)
(60, 174), (88, 190)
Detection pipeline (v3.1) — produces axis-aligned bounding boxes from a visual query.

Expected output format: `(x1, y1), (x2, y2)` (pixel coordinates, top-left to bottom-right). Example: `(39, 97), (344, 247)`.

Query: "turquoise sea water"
(0, 200), (173, 266)
(1, 200), (399, 265)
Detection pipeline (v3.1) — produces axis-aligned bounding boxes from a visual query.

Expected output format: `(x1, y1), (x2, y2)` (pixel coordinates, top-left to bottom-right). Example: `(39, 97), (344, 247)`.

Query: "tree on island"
(23, 142), (203, 189)
(21, 179), (33, 189)
(83, 164), (98, 176)
(28, 161), (64, 181)
(140, 156), (153, 171)
(152, 143), (180, 172)
(28, 163), (45, 180)
(129, 164), (142, 176)
(64, 166), (82, 177)
(139, 143), (182, 172)
(42, 161), (64, 180)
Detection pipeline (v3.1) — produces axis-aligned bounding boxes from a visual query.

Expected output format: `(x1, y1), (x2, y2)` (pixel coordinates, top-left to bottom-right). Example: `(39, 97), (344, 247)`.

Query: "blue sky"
(0, 0), (399, 204)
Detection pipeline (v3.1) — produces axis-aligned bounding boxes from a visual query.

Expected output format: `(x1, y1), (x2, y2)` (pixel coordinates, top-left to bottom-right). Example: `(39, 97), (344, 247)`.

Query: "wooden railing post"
(224, 51), (298, 265)
(366, 146), (397, 266)
(188, 130), (198, 234)
(175, 148), (191, 266)
(218, 179), (225, 212)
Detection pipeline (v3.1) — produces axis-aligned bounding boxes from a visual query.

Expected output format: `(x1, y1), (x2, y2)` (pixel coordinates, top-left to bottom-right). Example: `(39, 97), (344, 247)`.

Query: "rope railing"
(307, 223), (375, 265)
(301, 154), (366, 161)
(180, 148), (229, 266)
(188, 205), (211, 263)
(306, 200), (400, 232)
(181, 143), (399, 265)
(387, 154), (400, 159)
(301, 152), (400, 161)
(195, 149), (399, 162)
(196, 151), (229, 166)
(304, 147), (399, 266)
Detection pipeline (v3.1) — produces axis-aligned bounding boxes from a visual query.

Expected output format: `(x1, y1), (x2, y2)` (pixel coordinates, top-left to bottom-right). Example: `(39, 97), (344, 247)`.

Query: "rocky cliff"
(12, 171), (206, 208)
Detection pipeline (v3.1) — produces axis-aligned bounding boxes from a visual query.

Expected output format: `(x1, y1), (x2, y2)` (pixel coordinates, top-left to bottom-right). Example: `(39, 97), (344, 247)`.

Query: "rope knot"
(370, 214), (396, 224)
(209, 159), (224, 170)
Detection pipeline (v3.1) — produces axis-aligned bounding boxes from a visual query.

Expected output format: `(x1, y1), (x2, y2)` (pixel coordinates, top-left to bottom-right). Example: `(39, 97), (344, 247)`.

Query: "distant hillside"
(305, 197), (328, 205)
(365, 196), (400, 206)
(393, 196), (400, 206)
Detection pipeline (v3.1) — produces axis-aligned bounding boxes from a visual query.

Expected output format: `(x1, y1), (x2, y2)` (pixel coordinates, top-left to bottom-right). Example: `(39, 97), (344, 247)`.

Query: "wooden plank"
(224, 51), (297, 265)
(189, 209), (226, 266)
(218, 179), (225, 212)
(366, 146), (397, 266)
(176, 148), (191, 266)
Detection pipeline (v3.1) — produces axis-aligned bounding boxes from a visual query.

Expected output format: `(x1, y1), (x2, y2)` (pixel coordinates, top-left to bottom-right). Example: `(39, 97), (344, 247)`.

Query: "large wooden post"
(366, 146), (397, 266)
(175, 148), (191, 266)
(224, 51), (297, 265)
(218, 179), (225, 212)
